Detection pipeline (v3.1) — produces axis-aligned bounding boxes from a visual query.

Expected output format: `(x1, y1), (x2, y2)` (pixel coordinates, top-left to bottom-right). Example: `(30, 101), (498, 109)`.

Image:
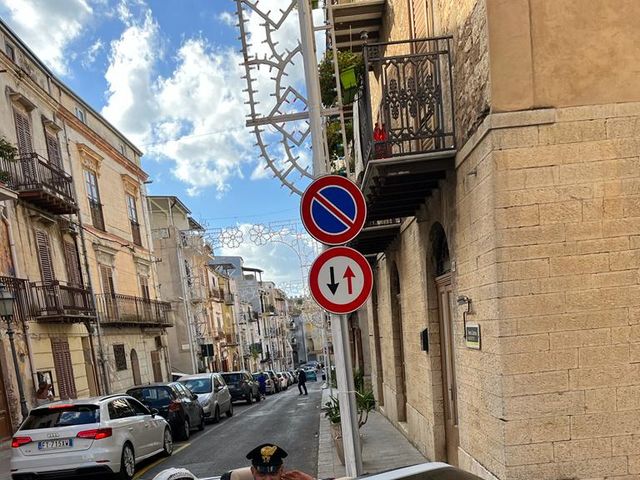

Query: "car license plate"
(38, 439), (72, 450)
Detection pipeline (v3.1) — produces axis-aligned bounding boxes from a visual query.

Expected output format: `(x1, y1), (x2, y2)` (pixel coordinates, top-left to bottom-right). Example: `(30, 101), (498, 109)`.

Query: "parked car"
(221, 371), (261, 404)
(265, 370), (281, 393)
(10, 395), (173, 480)
(127, 382), (205, 441)
(252, 372), (275, 394)
(178, 373), (233, 423)
(275, 372), (288, 390)
(303, 368), (317, 382)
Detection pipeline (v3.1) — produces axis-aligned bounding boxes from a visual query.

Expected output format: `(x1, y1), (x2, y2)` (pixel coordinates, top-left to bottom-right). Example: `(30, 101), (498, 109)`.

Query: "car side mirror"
(150, 408), (159, 417)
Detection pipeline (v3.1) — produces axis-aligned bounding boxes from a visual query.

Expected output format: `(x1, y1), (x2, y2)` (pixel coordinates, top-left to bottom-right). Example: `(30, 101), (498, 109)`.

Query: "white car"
(10, 395), (173, 480)
(179, 373), (233, 423)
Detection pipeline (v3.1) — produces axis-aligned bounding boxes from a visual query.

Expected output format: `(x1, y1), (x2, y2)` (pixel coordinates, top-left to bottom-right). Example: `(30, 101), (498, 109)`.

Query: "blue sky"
(0, 0), (317, 289)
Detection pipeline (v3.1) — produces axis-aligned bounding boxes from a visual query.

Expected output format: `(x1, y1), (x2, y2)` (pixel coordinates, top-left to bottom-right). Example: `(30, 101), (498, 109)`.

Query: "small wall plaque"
(465, 323), (481, 350)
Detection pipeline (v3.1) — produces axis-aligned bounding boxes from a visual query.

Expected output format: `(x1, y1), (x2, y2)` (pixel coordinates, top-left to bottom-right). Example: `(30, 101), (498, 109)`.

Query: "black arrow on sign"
(327, 266), (340, 295)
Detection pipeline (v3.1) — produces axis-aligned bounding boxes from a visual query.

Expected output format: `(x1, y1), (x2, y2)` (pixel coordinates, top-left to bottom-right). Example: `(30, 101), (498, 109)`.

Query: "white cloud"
(217, 11), (235, 27)
(82, 39), (104, 68)
(0, 0), (93, 75)
(101, 9), (159, 146)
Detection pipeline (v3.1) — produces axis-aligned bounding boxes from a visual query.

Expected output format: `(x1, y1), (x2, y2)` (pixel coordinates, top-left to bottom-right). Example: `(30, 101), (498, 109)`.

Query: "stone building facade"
(342, 0), (640, 478)
(0, 18), (171, 438)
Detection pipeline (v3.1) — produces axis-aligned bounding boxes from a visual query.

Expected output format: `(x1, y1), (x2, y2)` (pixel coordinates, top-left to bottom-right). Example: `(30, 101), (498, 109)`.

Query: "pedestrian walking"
(297, 368), (307, 395)
(258, 372), (267, 399)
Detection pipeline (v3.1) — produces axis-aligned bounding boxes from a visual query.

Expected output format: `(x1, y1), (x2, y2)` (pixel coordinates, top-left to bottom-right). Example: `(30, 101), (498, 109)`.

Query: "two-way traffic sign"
(301, 175), (367, 245)
(309, 246), (373, 315)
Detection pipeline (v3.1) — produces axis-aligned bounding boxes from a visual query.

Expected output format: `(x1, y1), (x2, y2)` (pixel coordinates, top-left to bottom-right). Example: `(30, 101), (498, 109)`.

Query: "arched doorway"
(130, 349), (141, 386)
(390, 262), (407, 422)
(430, 223), (458, 465)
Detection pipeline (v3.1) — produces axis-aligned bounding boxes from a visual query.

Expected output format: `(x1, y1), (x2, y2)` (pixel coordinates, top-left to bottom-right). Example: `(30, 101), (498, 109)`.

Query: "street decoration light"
(0, 282), (29, 419)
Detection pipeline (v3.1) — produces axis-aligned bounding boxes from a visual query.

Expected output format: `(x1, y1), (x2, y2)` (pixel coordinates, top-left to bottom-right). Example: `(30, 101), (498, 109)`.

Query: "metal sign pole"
(297, 0), (363, 475)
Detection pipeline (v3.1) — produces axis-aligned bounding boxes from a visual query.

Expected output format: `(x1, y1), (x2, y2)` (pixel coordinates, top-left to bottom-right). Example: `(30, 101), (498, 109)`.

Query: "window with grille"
(114, 344), (127, 371)
(84, 170), (105, 231)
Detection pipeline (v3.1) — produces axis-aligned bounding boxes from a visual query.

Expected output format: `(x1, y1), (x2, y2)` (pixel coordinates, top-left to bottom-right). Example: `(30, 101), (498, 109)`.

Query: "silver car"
(179, 373), (233, 423)
(10, 395), (172, 480)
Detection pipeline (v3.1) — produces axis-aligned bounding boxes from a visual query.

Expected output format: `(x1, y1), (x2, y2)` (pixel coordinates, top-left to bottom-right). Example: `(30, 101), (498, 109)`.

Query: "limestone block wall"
(488, 103), (640, 479)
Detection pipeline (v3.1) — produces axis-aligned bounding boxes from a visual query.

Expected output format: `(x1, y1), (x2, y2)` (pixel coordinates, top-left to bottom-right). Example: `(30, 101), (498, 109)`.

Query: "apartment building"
(336, 0), (640, 478)
(0, 19), (171, 436)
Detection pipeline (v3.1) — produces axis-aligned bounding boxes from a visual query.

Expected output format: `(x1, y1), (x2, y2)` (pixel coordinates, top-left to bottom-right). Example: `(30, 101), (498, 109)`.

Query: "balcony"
(224, 292), (234, 305)
(224, 333), (238, 346)
(350, 37), (457, 256)
(30, 281), (95, 323)
(95, 293), (172, 327)
(210, 287), (224, 302)
(329, 0), (386, 53)
(0, 153), (77, 214)
(130, 220), (142, 247)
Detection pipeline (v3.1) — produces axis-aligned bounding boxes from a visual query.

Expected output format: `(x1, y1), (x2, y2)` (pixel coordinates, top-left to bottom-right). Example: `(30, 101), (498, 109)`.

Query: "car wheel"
(181, 418), (190, 440)
(162, 428), (173, 457)
(246, 391), (253, 405)
(213, 406), (220, 424)
(198, 409), (205, 431)
(119, 443), (135, 480)
(226, 401), (234, 418)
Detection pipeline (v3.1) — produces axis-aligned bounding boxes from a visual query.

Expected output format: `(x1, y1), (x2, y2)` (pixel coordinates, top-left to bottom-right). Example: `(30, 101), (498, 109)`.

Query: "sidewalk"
(1, 440), (11, 480)
(317, 388), (426, 478)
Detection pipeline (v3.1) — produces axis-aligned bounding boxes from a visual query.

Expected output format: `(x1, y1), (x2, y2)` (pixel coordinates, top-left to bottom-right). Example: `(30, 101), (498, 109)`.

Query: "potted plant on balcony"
(323, 369), (375, 464)
(0, 138), (17, 186)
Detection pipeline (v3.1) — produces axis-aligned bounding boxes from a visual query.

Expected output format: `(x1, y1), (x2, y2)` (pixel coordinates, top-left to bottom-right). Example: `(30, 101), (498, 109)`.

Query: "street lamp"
(0, 283), (29, 419)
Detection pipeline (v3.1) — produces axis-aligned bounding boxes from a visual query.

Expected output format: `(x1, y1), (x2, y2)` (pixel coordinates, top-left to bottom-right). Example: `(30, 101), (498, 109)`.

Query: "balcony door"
(14, 109), (35, 183)
(100, 265), (117, 321)
(36, 230), (57, 315)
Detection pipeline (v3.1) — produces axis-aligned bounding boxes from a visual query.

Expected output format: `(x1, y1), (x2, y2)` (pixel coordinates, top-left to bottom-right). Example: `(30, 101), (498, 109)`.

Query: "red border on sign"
(309, 246), (373, 315)
(301, 175), (367, 246)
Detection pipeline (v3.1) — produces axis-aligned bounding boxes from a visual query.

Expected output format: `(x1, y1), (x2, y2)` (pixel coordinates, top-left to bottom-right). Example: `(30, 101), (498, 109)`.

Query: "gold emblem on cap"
(261, 445), (278, 463)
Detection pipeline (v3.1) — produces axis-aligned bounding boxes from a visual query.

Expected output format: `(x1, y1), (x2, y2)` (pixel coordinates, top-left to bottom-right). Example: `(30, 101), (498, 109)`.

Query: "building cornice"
(58, 106), (149, 182)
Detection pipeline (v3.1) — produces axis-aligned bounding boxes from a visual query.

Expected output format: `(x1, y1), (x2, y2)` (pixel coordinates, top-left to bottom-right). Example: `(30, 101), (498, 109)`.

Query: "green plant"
(324, 369), (376, 427)
(318, 50), (364, 108)
(0, 138), (17, 163)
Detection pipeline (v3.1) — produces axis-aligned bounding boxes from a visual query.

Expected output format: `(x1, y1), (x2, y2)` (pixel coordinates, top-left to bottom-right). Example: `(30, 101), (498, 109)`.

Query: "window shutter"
(139, 276), (150, 300)
(99, 265), (114, 295)
(45, 133), (63, 169)
(13, 110), (33, 155)
(36, 230), (55, 283)
(63, 241), (82, 286)
(51, 339), (77, 399)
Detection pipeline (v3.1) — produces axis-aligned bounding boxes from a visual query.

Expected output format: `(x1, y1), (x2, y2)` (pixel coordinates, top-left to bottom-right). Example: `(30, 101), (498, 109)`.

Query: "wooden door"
(0, 364), (12, 439)
(151, 350), (163, 382)
(36, 230), (57, 314)
(130, 349), (141, 386)
(51, 339), (77, 400)
(436, 273), (459, 465)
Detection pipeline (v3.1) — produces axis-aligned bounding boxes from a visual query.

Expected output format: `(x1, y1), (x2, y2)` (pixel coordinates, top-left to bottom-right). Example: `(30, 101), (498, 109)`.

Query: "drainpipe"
(1, 206), (37, 397)
(60, 119), (110, 395)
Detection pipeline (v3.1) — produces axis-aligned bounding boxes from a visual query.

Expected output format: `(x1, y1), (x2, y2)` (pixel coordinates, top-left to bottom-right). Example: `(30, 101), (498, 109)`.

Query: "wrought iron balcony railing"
(359, 37), (456, 164)
(95, 293), (172, 327)
(30, 281), (95, 322)
(0, 153), (77, 214)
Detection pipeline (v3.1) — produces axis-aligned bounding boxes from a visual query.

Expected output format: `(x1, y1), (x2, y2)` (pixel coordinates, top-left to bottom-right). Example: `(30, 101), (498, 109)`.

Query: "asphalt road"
(134, 381), (323, 480)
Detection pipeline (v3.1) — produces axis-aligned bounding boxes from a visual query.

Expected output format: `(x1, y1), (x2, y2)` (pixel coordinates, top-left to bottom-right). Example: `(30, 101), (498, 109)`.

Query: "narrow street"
(135, 382), (323, 479)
